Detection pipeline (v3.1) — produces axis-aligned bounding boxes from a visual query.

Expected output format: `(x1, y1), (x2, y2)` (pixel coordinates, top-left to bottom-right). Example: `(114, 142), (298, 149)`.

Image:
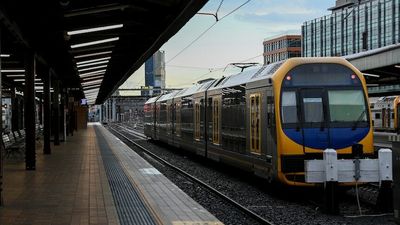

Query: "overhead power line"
(166, 0), (252, 64)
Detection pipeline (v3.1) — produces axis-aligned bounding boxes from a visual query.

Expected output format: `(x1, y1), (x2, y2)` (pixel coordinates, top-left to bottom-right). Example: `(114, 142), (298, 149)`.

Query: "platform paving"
(0, 123), (223, 225)
(0, 126), (119, 225)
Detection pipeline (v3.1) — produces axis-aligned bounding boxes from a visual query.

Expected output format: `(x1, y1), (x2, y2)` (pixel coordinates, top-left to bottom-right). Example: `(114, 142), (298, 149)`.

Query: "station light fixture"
(67, 24), (123, 36)
(77, 57), (111, 65)
(78, 65), (107, 72)
(0, 54), (11, 58)
(82, 80), (102, 86)
(363, 73), (380, 78)
(74, 51), (112, 59)
(6, 74), (25, 77)
(13, 79), (25, 82)
(71, 37), (119, 49)
(79, 69), (106, 77)
(82, 75), (104, 81)
(2, 69), (25, 73)
(77, 60), (109, 68)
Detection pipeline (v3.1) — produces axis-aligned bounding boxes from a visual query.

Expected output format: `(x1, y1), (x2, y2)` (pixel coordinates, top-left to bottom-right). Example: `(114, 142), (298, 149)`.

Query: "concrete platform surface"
(0, 123), (222, 225)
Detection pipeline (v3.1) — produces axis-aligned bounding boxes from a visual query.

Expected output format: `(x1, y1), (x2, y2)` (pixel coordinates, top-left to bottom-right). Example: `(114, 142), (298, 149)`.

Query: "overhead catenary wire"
(166, 0), (252, 64)
(174, 52), (263, 86)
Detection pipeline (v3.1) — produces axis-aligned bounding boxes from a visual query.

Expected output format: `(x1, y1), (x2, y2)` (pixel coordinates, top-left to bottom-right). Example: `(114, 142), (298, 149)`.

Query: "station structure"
(0, 1), (228, 224)
(0, 0), (399, 224)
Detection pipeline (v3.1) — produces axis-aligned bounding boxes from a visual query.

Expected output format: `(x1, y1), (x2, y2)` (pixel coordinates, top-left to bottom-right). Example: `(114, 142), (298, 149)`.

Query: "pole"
(24, 50), (36, 170)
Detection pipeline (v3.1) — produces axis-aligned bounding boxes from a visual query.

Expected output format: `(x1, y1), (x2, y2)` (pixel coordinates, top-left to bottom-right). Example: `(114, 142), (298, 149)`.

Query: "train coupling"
(304, 148), (393, 184)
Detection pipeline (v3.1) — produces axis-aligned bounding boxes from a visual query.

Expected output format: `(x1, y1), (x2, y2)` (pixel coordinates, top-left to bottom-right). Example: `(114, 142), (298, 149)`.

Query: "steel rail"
(108, 125), (274, 225)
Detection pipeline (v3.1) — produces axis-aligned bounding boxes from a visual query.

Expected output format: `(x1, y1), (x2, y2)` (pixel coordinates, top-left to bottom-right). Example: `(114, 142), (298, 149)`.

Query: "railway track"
(108, 125), (274, 225)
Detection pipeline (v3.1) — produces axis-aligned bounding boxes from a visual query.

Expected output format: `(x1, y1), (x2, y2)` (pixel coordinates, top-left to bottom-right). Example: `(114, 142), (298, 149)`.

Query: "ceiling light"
(78, 65), (107, 72)
(77, 60), (109, 68)
(82, 75), (104, 80)
(82, 80), (102, 85)
(74, 51), (112, 59)
(6, 74), (25, 77)
(79, 69), (106, 77)
(77, 57), (111, 65)
(363, 73), (380, 78)
(2, 69), (25, 73)
(13, 79), (25, 82)
(71, 37), (119, 49)
(0, 54), (10, 58)
(67, 24), (123, 36)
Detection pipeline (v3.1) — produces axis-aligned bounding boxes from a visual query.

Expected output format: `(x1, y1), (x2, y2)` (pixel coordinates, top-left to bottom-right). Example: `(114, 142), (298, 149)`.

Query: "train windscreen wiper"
(351, 109), (366, 130)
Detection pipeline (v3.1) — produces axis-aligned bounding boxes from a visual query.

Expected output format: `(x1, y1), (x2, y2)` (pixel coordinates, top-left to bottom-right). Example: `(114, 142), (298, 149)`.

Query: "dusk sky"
(120, 0), (333, 91)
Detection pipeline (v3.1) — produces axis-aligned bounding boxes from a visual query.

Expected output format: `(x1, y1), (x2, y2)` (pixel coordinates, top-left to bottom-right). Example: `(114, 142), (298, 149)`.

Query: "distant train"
(144, 58), (376, 186)
(370, 96), (400, 132)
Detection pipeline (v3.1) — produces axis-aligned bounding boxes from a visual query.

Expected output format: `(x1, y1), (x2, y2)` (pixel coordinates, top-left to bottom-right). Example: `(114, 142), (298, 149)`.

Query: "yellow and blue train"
(144, 57), (375, 186)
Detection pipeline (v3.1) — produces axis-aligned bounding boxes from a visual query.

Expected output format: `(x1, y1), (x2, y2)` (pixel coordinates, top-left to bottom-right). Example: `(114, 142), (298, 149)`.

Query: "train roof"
(145, 96), (159, 104)
(174, 79), (216, 98)
(157, 90), (180, 102)
(208, 61), (285, 90)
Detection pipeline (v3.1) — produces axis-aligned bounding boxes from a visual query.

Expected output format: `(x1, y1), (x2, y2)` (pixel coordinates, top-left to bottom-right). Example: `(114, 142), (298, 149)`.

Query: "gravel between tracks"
(109, 125), (395, 225)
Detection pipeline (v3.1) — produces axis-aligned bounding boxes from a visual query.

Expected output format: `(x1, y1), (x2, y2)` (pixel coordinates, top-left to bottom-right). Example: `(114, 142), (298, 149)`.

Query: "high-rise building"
(302, 0), (400, 57)
(263, 35), (301, 64)
(143, 50), (166, 96)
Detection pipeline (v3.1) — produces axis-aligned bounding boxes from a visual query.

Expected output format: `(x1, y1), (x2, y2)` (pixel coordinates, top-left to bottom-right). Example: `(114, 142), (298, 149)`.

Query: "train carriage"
(144, 57), (392, 186)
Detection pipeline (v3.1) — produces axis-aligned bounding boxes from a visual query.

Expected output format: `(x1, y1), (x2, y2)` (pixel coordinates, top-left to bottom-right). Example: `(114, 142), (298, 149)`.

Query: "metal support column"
(0, 26), (3, 205)
(43, 70), (51, 154)
(11, 87), (18, 131)
(105, 100), (109, 122)
(99, 104), (103, 123)
(24, 50), (36, 170)
(53, 79), (60, 145)
(112, 98), (116, 122)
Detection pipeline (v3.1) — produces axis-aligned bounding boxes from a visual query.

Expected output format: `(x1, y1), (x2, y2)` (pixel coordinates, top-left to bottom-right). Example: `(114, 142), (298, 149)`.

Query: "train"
(370, 96), (400, 132)
(144, 57), (377, 186)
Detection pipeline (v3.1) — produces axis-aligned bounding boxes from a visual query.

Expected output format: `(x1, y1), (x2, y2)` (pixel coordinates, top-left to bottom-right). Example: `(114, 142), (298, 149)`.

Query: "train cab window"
(212, 98), (220, 145)
(250, 93), (261, 154)
(194, 102), (200, 141)
(281, 91), (298, 123)
(328, 90), (366, 122)
(303, 97), (323, 123)
(375, 113), (381, 119)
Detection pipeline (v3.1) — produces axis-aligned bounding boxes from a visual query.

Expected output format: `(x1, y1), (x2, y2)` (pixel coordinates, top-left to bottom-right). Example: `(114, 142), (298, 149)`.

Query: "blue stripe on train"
(283, 127), (370, 149)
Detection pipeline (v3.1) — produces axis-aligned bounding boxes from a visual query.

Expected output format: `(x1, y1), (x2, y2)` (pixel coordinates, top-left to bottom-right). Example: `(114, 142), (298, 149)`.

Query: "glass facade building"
(302, 0), (400, 57)
(143, 50), (166, 96)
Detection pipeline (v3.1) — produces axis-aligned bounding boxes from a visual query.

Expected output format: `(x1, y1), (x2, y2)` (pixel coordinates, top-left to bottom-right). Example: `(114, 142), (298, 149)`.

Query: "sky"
(119, 0), (333, 92)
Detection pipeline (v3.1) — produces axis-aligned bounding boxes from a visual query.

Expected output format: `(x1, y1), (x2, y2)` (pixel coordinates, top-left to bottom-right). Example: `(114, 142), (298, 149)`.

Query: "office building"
(143, 50), (166, 96)
(263, 35), (301, 64)
(302, 0), (400, 57)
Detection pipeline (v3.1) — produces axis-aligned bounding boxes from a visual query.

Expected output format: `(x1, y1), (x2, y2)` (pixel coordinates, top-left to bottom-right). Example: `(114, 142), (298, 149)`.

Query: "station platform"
(0, 123), (222, 225)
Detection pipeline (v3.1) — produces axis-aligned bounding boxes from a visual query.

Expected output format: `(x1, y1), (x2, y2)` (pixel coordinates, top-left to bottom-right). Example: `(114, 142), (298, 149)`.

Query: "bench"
(3, 133), (24, 158)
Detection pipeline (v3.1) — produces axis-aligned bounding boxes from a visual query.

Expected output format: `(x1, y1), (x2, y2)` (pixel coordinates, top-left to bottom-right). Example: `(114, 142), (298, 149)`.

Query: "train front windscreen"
(280, 63), (369, 150)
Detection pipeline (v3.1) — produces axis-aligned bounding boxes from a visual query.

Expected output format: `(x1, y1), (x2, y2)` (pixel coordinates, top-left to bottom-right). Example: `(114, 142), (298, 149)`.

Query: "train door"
(212, 97), (221, 145)
(299, 89), (329, 151)
(250, 93), (261, 154)
(397, 105), (400, 133)
(194, 101), (201, 141)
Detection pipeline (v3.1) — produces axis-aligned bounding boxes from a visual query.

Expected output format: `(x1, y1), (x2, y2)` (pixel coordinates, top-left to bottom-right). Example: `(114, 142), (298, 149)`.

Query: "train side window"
(392, 113), (395, 120)
(250, 93), (261, 154)
(194, 102), (200, 141)
(212, 97), (220, 145)
(375, 113), (381, 119)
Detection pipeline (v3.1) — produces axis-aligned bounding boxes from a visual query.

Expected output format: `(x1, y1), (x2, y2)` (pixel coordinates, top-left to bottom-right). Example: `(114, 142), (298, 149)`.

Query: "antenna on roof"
(223, 62), (260, 72)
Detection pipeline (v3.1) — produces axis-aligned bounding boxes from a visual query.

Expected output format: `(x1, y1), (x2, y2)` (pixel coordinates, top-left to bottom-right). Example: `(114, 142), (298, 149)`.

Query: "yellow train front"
(273, 58), (374, 186)
(144, 57), (392, 187)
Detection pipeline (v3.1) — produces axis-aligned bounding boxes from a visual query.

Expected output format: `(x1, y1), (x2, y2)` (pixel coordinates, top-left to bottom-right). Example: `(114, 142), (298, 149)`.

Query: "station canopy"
(0, 0), (207, 104)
